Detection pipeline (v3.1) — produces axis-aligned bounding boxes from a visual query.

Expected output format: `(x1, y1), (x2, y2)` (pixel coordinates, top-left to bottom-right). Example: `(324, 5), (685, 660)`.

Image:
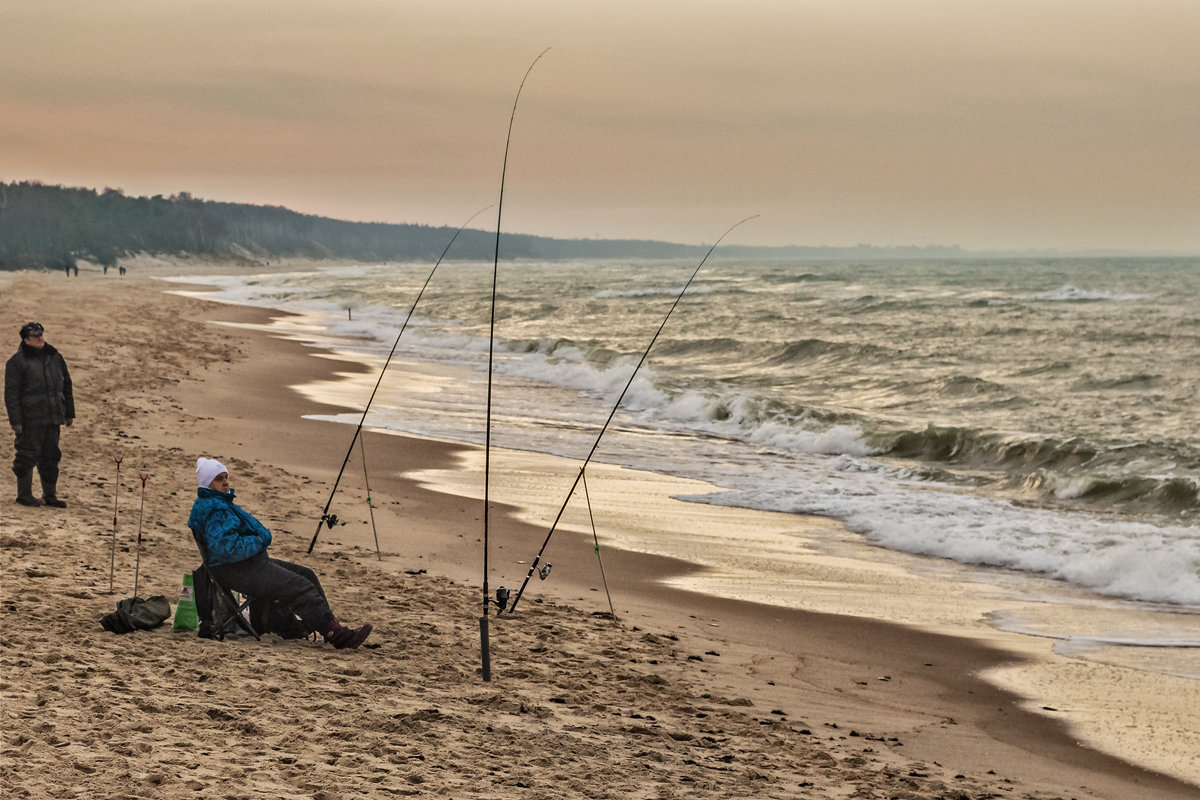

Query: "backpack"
(101, 596), (173, 634)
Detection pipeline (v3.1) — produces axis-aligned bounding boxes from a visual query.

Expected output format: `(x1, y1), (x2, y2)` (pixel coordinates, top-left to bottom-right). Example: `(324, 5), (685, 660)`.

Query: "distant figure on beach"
(119, 266), (126, 276)
(4, 322), (74, 507)
(189, 457), (373, 648)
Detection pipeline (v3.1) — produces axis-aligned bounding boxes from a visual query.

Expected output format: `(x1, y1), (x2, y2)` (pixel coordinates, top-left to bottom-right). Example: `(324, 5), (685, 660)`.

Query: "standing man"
(5, 322), (74, 507)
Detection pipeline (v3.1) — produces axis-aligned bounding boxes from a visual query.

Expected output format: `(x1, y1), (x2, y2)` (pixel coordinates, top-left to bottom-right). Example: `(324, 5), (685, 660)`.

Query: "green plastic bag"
(173, 573), (198, 632)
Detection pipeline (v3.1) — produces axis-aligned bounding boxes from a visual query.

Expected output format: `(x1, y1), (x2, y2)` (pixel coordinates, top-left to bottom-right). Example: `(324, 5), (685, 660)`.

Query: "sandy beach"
(2, 260), (1196, 800)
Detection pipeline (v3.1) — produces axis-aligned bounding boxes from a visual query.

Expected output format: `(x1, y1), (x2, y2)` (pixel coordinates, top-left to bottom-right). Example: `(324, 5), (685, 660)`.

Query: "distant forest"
(0, 180), (970, 271)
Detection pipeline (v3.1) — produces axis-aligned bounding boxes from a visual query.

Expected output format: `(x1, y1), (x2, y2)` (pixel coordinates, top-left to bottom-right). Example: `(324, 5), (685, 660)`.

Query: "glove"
(11, 424), (21, 435)
(65, 419), (73, 427)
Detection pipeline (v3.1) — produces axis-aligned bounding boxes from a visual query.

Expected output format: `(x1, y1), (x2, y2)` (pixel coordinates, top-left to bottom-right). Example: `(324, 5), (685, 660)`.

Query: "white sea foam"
(689, 468), (1200, 607)
(1028, 285), (1153, 302)
(485, 345), (881, 458)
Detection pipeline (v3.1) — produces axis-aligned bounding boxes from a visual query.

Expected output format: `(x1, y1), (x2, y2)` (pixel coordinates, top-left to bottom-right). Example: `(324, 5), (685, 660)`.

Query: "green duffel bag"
(101, 595), (172, 634)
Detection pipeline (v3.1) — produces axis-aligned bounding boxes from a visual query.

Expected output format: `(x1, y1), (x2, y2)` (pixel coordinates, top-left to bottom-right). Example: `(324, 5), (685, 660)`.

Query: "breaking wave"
(876, 424), (1200, 515)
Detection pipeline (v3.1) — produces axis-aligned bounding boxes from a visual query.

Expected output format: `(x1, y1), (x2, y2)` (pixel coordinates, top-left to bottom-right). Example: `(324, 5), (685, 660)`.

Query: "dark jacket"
(189, 487), (273, 566)
(5, 342), (74, 427)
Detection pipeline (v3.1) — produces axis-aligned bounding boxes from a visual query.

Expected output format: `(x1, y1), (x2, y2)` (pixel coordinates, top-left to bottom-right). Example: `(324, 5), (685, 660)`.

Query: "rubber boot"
(41, 478), (67, 508)
(323, 617), (373, 649)
(15, 472), (42, 507)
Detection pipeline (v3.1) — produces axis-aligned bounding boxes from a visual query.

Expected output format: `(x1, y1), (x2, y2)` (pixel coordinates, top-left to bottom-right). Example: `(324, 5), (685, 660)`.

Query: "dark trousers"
(12, 423), (61, 481)
(203, 551), (334, 634)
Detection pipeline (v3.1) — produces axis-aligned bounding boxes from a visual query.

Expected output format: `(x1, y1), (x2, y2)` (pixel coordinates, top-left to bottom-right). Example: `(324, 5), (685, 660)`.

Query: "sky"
(2, 1), (1198, 253)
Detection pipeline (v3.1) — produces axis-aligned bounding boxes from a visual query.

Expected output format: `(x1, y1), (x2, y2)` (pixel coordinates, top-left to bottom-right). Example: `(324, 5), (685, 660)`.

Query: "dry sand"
(2, 261), (1196, 799)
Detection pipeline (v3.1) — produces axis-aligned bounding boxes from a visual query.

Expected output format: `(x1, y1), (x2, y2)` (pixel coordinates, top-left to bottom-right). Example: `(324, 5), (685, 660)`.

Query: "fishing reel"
(320, 512), (344, 530)
(492, 586), (510, 613)
(539, 562), (552, 580)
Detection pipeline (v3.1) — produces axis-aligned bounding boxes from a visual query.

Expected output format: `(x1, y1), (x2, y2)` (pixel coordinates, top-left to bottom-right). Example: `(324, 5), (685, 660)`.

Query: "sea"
(166, 255), (1200, 659)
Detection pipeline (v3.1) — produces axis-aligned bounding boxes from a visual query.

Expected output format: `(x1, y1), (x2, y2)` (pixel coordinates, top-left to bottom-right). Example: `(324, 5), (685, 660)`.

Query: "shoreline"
(2, 260), (1195, 799)
(181, 262), (1200, 786)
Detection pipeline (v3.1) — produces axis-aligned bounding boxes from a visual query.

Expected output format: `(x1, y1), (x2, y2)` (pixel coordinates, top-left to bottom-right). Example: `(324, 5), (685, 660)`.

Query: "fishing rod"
(133, 473), (148, 597)
(504, 214), (758, 616)
(481, 47), (551, 683)
(108, 456), (122, 593)
(307, 203), (493, 555)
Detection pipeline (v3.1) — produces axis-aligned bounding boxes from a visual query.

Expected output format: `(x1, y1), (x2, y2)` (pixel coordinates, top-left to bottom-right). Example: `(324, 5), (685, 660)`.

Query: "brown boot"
(323, 617), (373, 649)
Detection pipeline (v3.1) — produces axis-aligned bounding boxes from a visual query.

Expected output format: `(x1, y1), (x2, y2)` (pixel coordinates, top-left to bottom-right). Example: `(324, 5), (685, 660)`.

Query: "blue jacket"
(189, 487), (273, 566)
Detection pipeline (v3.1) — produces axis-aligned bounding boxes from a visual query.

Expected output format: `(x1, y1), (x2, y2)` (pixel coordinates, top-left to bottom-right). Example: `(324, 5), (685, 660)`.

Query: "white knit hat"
(196, 457), (229, 488)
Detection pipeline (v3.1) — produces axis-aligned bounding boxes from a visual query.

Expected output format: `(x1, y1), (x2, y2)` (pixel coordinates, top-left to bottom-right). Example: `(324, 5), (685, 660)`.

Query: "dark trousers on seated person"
(204, 550), (334, 634)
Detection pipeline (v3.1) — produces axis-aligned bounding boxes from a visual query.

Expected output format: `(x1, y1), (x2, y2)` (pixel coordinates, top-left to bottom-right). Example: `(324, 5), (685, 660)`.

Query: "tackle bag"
(101, 595), (172, 634)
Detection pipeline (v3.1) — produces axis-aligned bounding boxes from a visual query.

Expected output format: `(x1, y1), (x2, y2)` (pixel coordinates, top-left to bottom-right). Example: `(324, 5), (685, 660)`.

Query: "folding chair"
(189, 526), (260, 641)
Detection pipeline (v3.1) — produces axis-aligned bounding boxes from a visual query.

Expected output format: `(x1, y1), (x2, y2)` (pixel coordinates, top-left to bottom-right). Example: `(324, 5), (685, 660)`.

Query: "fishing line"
(505, 214), (758, 615)
(580, 468), (617, 621)
(359, 435), (381, 561)
(307, 203), (493, 555)
(481, 47), (551, 683)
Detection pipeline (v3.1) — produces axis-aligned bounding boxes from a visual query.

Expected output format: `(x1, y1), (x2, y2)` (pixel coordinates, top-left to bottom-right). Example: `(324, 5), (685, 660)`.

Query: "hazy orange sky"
(3, 1), (1198, 252)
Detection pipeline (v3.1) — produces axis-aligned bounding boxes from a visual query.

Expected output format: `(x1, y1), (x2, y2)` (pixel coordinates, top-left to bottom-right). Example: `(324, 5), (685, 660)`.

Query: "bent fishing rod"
(307, 204), (493, 555)
(503, 213), (758, 615)
(481, 47), (551, 683)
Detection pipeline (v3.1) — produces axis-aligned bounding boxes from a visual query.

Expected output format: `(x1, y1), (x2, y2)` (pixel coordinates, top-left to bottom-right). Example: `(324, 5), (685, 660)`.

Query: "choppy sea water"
(166, 256), (1200, 634)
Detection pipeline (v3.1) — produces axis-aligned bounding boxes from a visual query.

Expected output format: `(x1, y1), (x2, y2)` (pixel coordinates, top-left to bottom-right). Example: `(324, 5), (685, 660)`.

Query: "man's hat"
(19, 322), (44, 339)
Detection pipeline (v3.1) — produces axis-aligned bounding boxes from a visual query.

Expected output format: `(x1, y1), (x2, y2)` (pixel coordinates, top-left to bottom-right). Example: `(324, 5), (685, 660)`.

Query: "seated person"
(189, 457), (372, 649)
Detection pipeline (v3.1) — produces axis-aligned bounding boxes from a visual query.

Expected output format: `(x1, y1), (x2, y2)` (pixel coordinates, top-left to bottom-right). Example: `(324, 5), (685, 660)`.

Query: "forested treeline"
(1, 180), (991, 271)
(0, 181), (714, 270)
